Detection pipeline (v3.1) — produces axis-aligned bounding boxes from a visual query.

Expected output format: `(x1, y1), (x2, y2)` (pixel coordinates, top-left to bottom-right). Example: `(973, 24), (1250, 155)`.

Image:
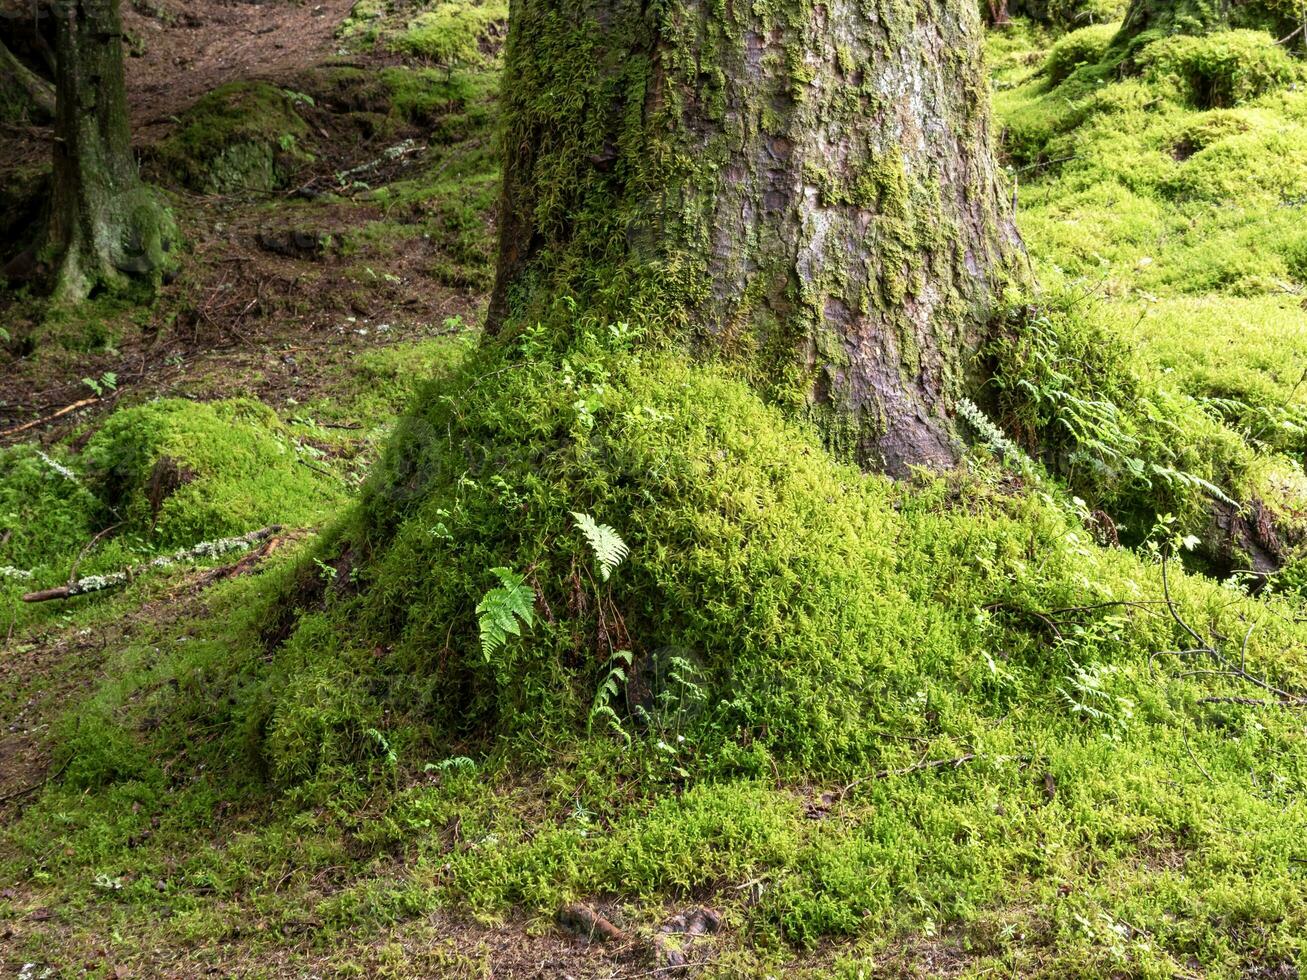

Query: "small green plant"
(81, 372), (118, 397)
(475, 567), (535, 660)
(1058, 662), (1135, 732)
(588, 649), (633, 742)
(424, 756), (477, 774)
(572, 512), (629, 581)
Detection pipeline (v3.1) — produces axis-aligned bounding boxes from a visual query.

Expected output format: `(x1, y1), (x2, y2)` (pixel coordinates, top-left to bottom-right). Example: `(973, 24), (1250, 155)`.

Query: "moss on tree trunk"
(47, 0), (175, 303)
(488, 0), (1024, 474)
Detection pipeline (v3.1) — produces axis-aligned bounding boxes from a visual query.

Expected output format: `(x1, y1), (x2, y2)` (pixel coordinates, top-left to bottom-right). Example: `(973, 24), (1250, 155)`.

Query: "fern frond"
(476, 567), (535, 661)
(572, 512), (630, 581)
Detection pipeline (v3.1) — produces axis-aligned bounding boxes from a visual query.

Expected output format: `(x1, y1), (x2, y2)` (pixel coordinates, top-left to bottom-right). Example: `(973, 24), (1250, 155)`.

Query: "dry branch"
(22, 526), (283, 602)
(0, 397), (99, 438)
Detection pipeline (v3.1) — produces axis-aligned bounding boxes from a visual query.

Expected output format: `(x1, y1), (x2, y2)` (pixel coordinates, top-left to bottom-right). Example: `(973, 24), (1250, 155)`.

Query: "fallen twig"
(194, 533), (290, 587)
(0, 397), (99, 438)
(0, 748), (74, 805)
(22, 526), (282, 603)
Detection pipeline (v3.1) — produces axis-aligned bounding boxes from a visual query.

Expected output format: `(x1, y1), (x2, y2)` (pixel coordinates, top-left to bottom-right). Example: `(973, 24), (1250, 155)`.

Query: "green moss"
(337, 0), (389, 45)
(81, 398), (343, 547)
(393, 0), (507, 67)
(150, 82), (313, 194)
(1044, 23), (1118, 85)
(1005, 0), (1127, 30)
(1136, 30), (1302, 109)
(0, 444), (100, 575)
(7, 329), (1307, 968)
(987, 18), (1307, 555)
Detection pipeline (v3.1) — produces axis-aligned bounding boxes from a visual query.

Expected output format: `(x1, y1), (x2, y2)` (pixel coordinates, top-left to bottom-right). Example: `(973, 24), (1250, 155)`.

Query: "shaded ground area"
(123, 0), (360, 141)
(0, 0), (494, 447)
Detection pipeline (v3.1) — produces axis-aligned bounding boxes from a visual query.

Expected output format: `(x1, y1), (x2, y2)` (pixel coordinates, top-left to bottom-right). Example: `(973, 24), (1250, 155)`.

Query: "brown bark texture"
(47, 0), (173, 302)
(488, 0), (1025, 474)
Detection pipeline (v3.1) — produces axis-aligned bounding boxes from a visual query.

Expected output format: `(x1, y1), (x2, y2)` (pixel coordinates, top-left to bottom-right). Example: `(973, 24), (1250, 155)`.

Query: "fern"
(588, 650), (634, 742)
(476, 567), (535, 661)
(572, 512), (630, 581)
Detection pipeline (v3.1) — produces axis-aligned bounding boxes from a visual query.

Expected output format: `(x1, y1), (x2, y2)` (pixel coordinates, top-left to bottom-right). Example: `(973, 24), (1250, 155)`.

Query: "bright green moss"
(1136, 30), (1302, 109)
(81, 398), (343, 547)
(12, 330), (1307, 965)
(987, 19), (1307, 502)
(1043, 23), (1118, 84)
(393, 0), (508, 67)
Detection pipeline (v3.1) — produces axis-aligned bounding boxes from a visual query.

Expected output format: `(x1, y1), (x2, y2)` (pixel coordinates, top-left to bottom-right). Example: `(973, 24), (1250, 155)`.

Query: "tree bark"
(0, 36), (55, 121)
(488, 0), (1024, 475)
(1116, 0), (1301, 45)
(46, 0), (174, 303)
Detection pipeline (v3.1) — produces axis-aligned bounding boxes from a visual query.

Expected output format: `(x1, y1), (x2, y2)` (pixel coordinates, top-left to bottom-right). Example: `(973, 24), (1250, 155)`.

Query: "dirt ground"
(0, 0), (483, 447)
(123, 0), (360, 140)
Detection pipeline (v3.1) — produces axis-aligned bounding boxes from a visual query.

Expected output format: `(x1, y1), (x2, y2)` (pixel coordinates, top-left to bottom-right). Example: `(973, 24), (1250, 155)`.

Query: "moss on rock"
(150, 82), (313, 194)
(82, 398), (342, 547)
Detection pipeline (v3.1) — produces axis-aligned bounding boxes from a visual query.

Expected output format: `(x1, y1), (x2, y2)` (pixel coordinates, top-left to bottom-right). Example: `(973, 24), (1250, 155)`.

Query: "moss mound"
(244, 314), (1298, 788)
(1136, 29), (1301, 108)
(150, 82), (313, 194)
(26, 328), (1307, 967)
(263, 335), (923, 776)
(393, 0), (507, 66)
(1043, 23), (1119, 84)
(82, 398), (340, 547)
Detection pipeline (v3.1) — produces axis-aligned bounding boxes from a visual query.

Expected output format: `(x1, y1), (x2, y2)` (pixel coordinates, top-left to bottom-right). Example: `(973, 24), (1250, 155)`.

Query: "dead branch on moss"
(194, 531), (295, 587)
(1152, 548), (1307, 707)
(0, 397), (99, 439)
(22, 526), (283, 603)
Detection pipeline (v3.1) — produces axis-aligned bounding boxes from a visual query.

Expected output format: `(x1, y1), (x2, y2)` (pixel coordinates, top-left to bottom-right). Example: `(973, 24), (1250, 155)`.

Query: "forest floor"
(1, 3), (1306, 978)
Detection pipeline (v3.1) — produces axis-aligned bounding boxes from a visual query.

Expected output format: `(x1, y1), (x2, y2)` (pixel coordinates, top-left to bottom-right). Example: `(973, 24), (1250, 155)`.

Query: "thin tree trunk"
(0, 36), (55, 120)
(488, 0), (1025, 475)
(47, 0), (174, 303)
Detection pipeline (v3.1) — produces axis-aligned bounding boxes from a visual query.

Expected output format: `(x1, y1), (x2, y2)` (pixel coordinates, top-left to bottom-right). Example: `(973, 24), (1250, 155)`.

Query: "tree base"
(48, 185), (178, 305)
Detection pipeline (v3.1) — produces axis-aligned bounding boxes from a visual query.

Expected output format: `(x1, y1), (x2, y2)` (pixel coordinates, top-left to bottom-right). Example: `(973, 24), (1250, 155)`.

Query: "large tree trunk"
(488, 0), (1024, 475)
(46, 0), (174, 303)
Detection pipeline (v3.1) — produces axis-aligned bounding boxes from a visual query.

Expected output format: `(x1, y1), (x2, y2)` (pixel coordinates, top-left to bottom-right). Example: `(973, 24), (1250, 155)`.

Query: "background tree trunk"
(488, 0), (1024, 474)
(0, 37), (55, 121)
(1116, 0), (1301, 44)
(47, 0), (174, 303)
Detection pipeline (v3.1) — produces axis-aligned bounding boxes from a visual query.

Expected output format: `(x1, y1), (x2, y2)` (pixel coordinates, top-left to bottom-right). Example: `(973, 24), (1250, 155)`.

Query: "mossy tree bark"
(1116, 0), (1302, 43)
(0, 37), (55, 121)
(488, 0), (1024, 474)
(47, 0), (174, 303)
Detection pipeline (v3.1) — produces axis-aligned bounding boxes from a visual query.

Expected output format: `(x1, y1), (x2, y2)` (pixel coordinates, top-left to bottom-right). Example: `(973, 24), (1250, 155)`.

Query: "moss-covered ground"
(1, 4), (1306, 978)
